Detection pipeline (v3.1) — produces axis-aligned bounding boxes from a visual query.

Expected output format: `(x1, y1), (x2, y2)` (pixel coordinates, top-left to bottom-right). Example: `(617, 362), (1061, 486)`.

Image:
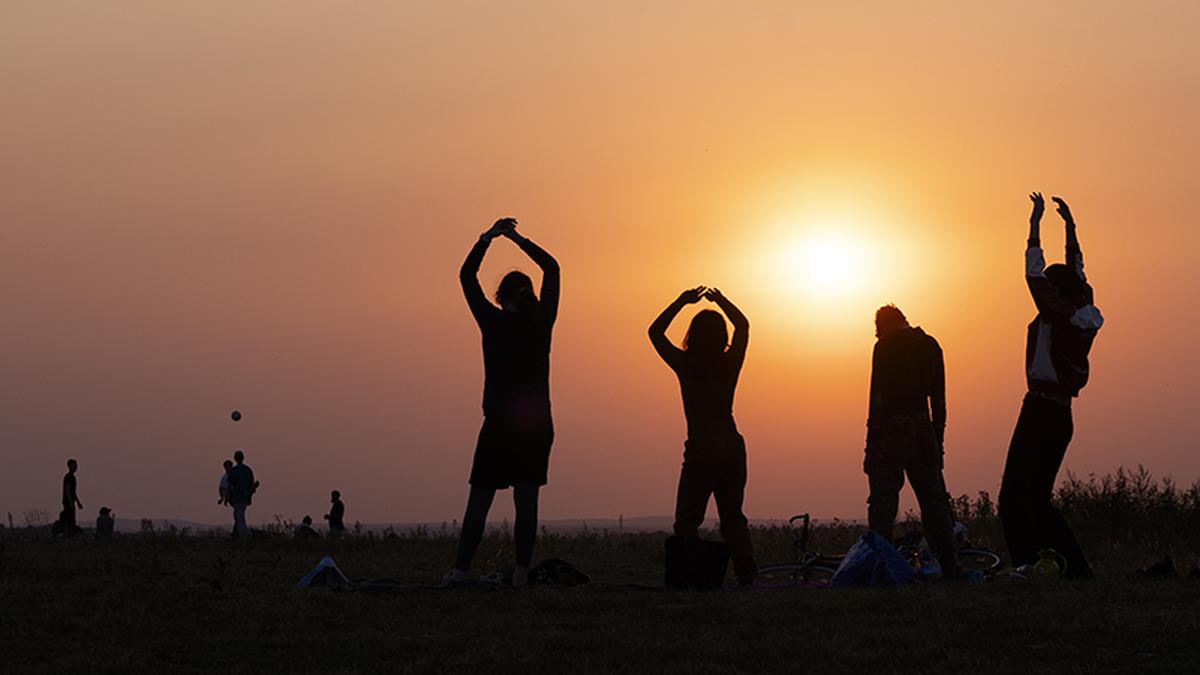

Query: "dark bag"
(665, 536), (730, 590)
(529, 558), (591, 587)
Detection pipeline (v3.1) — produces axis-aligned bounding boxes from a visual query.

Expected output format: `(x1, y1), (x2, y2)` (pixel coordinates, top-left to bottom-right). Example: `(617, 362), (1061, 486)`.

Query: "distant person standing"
(445, 217), (560, 588)
(324, 490), (346, 538)
(60, 459), (83, 536)
(864, 305), (958, 578)
(218, 459), (233, 506)
(999, 194), (1103, 580)
(96, 507), (115, 538)
(228, 450), (258, 539)
(649, 286), (757, 585)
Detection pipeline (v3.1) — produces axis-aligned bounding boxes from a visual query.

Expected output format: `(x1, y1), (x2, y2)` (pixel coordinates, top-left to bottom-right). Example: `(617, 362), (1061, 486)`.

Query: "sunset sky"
(3, 2), (1198, 526)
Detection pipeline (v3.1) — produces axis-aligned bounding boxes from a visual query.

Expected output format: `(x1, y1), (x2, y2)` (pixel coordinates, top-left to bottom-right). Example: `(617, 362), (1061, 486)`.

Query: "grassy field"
(4, 489), (1200, 675)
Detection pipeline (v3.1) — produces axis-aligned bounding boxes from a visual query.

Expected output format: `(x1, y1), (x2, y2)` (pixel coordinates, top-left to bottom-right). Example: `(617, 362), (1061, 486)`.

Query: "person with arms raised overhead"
(444, 217), (560, 588)
(999, 193), (1103, 580)
(649, 286), (757, 585)
(864, 305), (958, 578)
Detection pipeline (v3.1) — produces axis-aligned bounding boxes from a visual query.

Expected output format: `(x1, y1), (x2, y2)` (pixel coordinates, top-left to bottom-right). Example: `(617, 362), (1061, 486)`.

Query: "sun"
(808, 243), (851, 285)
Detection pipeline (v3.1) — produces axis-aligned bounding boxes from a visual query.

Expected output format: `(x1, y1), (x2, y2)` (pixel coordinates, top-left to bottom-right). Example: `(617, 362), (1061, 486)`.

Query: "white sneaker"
(440, 569), (468, 587)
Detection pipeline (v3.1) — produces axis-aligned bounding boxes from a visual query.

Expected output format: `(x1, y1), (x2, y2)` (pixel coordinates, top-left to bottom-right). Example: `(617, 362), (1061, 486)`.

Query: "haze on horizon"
(2, 2), (1198, 527)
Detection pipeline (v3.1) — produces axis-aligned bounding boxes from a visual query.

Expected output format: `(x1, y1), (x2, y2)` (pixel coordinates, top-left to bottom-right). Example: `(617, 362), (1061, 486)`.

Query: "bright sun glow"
(808, 243), (851, 285)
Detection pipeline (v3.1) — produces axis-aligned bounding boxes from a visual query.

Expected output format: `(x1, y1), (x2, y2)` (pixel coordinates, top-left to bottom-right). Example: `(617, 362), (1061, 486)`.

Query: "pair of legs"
(673, 435), (757, 584)
(999, 394), (1093, 579)
(453, 483), (540, 580)
(865, 419), (958, 577)
(60, 504), (79, 536)
(232, 504), (250, 538)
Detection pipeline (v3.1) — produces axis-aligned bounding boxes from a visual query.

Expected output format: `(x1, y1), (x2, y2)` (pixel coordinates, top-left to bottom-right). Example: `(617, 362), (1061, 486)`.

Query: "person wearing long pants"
(650, 286), (757, 585)
(999, 193), (1103, 579)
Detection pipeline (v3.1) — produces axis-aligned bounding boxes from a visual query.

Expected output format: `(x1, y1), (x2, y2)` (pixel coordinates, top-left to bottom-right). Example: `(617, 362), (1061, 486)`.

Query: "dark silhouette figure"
(324, 490), (345, 537)
(447, 217), (560, 588)
(95, 507), (115, 538)
(218, 459), (233, 506)
(864, 305), (958, 577)
(650, 286), (757, 585)
(59, 459), (83, 536)
(227, 450), (258, 539)
(294, 515), (319, 539)
(999, 194), (1103, 580)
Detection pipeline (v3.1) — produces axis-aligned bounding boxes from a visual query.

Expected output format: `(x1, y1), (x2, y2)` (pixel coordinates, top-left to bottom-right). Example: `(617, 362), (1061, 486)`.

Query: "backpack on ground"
(665, 535), (730, 590)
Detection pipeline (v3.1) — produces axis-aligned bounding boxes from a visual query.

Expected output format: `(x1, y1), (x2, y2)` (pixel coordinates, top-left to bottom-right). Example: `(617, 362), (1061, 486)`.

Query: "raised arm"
(505, 226), (560, 324)
(1025, 192), (1076, 318)
(704, 287), (749, 367)
(460, 219), (511, 324)
(1053, 196), (1086, 281)
(649, 287), (705, 368)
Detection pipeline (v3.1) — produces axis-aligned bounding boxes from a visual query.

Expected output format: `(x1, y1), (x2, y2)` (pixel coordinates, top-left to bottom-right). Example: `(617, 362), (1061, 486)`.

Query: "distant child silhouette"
(218, 459), (233, 506)
(227, 450), (258, 539)
(999, 193), (1103, 579)
(649, 286), (757, 585)
(96, 507), (115, 538)
(294, 515), (319, 539)
(864, 305), (958, 578)
(58, 459), (84, 537)
(324, 490), (346, 538)
(445, 217), (560, 588)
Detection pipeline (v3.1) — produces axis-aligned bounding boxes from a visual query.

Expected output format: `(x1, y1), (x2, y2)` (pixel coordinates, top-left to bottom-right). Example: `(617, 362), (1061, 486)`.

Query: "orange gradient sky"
(2, 2), (1198, 525)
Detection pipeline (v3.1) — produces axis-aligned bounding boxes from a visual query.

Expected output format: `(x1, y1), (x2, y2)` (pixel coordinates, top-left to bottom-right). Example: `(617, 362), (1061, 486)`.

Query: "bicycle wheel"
(957, 548), (1002, 575)
(756, 563), (837, 588)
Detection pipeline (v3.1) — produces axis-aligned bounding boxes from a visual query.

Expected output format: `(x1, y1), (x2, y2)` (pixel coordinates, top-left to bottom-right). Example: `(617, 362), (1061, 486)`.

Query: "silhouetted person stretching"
(228, 450), (258, 539)
(865, 305), (958, 578)
(324, 490), (345, 537)
(96, 507), (115, 538)
(999, 193), (1103, 580)
(650, 286), (757, 585)
(446, 217), (560, 587)
(61, 459), (83, 536)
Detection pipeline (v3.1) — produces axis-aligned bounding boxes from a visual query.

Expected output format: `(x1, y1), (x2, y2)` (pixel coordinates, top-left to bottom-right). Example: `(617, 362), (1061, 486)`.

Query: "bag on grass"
(529, 558), (591, 587)
(665, 536), (730, 590)
(830, 531), (915, 588)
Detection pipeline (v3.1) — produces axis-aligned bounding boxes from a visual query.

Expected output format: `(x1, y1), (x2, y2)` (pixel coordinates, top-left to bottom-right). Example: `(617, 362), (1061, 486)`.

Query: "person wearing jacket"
(999, 193), (1103, 579)
(864, 305), (958, 578)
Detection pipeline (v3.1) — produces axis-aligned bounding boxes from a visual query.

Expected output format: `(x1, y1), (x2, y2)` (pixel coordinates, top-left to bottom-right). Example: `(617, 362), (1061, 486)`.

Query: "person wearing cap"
(999, 193), (1104, 580)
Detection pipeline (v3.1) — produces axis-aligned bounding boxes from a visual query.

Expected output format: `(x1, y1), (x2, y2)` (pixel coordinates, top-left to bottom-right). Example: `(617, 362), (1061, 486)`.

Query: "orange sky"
(2, 2), (1198, 525)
